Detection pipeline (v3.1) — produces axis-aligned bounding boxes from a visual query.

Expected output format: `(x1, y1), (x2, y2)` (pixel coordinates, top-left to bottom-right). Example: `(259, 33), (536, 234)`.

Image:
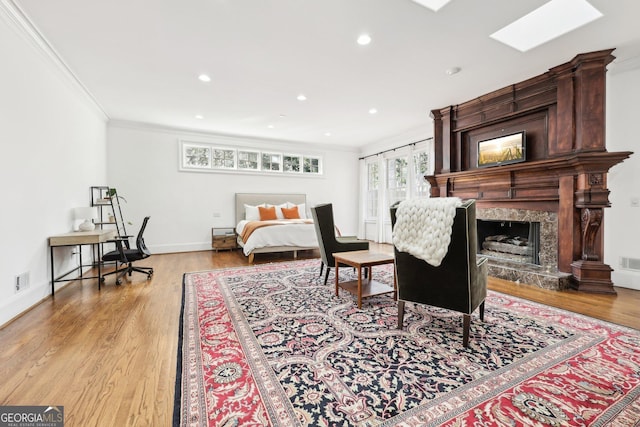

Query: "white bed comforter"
(236, 220), (319, 256)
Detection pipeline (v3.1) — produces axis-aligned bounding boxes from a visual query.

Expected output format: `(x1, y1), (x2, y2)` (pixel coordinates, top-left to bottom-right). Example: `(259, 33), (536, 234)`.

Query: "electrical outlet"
(16, 272), (29, 292)
(213, 212), (221, 218)
(631, 197), (640, 208)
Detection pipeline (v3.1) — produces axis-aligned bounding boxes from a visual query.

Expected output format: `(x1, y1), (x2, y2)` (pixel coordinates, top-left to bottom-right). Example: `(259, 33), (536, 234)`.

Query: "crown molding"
(609, 53), (640, 75)
(0, 0), (108, 120)
(108, 119), (360, 154)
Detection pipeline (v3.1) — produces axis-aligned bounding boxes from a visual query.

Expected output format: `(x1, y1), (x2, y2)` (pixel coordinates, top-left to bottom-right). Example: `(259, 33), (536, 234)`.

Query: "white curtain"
(357, 158), (367, 239)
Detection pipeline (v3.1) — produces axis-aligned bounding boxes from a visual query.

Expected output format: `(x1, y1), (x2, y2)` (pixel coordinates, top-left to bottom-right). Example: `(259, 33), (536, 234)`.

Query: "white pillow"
(287, 202), (306, 219)
(276, 203), (288, 219)
(244, 203), (265, 221)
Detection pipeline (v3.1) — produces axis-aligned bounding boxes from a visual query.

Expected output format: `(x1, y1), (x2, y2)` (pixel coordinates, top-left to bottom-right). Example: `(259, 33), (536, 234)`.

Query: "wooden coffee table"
(333, 250), (396, 309)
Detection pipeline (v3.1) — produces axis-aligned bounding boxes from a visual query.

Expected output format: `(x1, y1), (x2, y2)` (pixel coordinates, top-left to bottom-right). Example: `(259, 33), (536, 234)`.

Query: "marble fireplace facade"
(476, 208), (571, 290)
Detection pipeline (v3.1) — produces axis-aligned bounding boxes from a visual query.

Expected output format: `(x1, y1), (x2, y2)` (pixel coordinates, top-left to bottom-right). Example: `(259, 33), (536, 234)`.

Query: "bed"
(235, 193), (319, 263)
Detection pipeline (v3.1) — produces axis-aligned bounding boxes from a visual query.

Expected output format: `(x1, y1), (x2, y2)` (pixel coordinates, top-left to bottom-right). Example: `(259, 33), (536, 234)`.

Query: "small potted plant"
(105, 188), (127, 203)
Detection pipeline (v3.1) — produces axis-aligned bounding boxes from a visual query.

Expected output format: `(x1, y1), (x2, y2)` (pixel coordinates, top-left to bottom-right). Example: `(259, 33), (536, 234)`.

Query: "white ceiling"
(10, 0), (640, 148)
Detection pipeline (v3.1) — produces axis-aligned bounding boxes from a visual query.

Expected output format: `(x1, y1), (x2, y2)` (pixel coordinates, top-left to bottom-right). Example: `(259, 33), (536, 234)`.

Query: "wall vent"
(620, 257), (640, 271)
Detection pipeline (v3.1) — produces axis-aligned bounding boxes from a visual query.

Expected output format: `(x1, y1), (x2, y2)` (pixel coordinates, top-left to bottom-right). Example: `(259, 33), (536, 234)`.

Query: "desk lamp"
(74, 207), (98, 231)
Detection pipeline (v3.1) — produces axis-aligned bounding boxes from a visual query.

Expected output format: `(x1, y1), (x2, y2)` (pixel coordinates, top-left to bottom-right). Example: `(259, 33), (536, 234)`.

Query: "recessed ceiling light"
(198, 74), (211, 82)
(445, 67), (461, 76)
(369, 108), (378, 115)
(324, 132), (332, 137)
(297, 94), (307, 101)
(410, 0), (452, 12)
(279, 114), (286, 118)
(267, 124), (275, 129)
(490, 0), (603, 52)
(195, 115), (204, 119)
(357, 34), (372, 46)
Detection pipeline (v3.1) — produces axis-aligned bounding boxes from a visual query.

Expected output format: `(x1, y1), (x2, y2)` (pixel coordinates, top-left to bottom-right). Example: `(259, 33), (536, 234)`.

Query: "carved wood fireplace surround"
(426, 49), (632, 294)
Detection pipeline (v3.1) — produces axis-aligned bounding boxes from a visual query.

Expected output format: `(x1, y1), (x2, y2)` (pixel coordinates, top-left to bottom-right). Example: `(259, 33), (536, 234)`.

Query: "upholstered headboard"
(235, 193), (307, 225)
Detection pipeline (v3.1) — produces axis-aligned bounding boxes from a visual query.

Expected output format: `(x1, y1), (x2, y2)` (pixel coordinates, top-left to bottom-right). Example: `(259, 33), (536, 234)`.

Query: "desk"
(49, 229), (116, 296)
(333, 250), (396, 309)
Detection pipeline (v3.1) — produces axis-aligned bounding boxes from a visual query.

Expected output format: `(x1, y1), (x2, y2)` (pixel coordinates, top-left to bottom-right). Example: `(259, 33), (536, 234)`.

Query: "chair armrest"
(336, 235), (361, 243)
(475, 256), (488, 295)
(335, 239), (369, 252)
(108, 235), (132, 249)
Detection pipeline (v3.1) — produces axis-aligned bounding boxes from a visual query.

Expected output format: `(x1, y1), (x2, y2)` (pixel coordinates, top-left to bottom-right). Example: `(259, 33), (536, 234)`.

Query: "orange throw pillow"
(258, 206), (278, 221)
(281, 205), (300, 219)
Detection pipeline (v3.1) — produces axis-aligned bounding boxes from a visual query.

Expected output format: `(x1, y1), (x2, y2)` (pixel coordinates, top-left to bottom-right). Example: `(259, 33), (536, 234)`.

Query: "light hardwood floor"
(1, 246), (638, 426)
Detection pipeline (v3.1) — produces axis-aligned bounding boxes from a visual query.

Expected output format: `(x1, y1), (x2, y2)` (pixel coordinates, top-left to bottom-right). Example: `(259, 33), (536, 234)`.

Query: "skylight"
(409, 0), (452, 12)
(490, 0), (603, 52)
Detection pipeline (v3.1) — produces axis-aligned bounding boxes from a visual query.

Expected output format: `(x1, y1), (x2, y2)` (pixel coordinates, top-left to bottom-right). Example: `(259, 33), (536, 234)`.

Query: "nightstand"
(211, 227), (238, 251)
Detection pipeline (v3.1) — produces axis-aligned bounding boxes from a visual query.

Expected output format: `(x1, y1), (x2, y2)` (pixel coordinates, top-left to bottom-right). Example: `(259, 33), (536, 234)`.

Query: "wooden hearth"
(427, 49), (632, 294)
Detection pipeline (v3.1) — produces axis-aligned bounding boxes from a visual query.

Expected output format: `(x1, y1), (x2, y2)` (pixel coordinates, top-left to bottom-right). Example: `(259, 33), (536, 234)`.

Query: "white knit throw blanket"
(393, 197), (462, 266)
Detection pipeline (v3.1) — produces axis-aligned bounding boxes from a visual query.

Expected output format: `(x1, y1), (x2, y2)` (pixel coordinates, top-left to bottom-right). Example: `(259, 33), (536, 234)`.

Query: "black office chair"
(102, 216), (154, 285)
(311, 204), (369, 286)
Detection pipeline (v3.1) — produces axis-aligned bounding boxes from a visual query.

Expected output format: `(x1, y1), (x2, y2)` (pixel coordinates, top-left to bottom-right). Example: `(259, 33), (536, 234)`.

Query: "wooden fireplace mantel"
(428, 49), (632, 293)
(426, 151), (631, 211)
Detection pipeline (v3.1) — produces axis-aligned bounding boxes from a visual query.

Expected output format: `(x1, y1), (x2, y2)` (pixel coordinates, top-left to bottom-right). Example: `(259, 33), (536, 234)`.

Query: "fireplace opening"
(477, 220), (540, 265)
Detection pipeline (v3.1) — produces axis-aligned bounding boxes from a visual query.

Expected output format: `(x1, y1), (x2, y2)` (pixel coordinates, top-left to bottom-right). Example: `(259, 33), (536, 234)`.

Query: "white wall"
(605, 65), (640, 290)
(0, 7), (108, 326)
(106, 123), (360, 253)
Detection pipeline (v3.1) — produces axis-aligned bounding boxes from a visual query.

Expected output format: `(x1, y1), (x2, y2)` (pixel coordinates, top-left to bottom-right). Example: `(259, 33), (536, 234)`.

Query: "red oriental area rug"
(173, 259), (640, 426)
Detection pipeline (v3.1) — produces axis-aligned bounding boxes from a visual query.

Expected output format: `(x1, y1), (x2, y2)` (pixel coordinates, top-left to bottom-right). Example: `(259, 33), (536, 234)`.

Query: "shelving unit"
(91, 186), (112, 228)
(90, 186), (130, 266)
(90, 186), (127, 238)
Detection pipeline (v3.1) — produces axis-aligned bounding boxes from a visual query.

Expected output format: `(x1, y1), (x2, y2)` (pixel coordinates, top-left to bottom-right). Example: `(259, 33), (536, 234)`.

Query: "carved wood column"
(557, 175), (578, 272)
(430, 107), (455, 173)
(570, 172), (614, 293)
(430, 109), (444, 175)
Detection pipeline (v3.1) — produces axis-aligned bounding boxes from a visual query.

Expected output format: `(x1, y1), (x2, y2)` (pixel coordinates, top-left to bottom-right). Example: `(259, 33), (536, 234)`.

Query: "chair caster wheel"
(116, 279), (122, 285)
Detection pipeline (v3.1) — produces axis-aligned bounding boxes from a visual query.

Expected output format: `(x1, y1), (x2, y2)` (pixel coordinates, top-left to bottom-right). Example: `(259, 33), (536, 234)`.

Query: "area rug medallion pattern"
(174, 259), (640, 426)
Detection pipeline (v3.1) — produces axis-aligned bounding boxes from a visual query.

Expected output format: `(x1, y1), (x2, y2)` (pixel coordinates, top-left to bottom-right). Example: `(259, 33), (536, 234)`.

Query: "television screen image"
(477, 131), (525, 168)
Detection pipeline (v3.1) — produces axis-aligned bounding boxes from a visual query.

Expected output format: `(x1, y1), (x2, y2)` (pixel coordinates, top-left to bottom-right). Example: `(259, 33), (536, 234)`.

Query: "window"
(412, 151), (430, 197)
(387, 157), (408, 210)
(303, 156), (322, 174)
(261, 153), (282, 172)
(182, 144), (211, 169)
(211, 148), (236, 169)
(366, 162), (379, 219)
(359, 139), (434, 243)
(283, 155), (301, 173)
(238, 150), (260, 170)
(179, 140), (322, 176)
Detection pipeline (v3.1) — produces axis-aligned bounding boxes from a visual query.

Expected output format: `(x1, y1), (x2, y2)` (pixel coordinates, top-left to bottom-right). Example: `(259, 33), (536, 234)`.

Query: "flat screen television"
(477, 131), (526, 168)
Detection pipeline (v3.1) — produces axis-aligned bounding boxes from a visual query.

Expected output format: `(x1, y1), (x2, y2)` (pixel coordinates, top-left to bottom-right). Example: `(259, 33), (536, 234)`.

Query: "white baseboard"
(0, 281), (49, 328)
(612, 270), (640, 291)
(1, 265), (99, 328)
(148, 242), (211, 254)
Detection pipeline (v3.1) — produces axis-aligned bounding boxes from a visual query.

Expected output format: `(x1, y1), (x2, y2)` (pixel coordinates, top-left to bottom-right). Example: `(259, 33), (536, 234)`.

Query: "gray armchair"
(391, 199), (487, 347)
(311, 203), (369, 285)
